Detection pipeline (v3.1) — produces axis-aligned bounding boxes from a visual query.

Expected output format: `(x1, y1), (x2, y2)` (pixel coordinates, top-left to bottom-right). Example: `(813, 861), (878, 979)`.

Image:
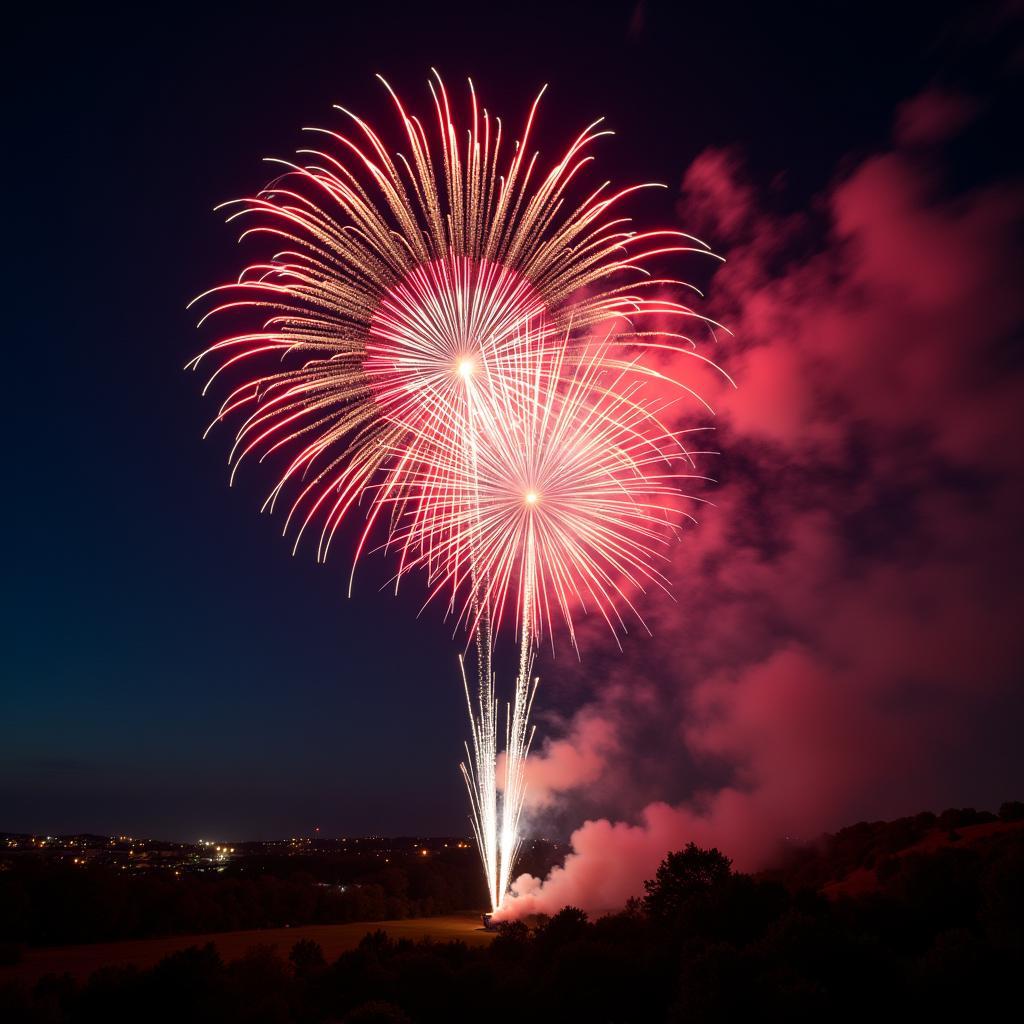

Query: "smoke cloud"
(499, 86), (1024, 917)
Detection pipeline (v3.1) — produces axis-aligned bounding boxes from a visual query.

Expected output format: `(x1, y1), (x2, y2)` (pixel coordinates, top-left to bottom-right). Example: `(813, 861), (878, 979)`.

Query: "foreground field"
(0, 913), (493, 983)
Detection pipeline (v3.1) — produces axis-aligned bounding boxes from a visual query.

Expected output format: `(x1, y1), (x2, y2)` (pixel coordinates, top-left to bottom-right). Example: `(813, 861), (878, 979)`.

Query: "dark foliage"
(642, 843), (733, 921)
(2, 814), (1020, 1022)
(0, 843), (564, 950)
(0, 854), (487, 947)
(762, 803), (1018, 892)
(999, 800), (1024, 822)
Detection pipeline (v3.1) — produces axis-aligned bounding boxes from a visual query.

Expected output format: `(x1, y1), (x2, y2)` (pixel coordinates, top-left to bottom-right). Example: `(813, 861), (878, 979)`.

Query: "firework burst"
(385, 321), (717, 905)
(391, 326), (716, 649)
(188, 72), (724, 581)
(188, 73), (727, 910)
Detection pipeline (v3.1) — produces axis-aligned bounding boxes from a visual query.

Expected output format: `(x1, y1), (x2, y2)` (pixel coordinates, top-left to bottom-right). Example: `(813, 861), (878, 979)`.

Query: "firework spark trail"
(499, 598), (538, 904)
(392, 322), (718, 908)
(458, 653), (498, 910)
(461, 371), (500, 910)
(448, 339), (536, 911)
(188, 73), (728, 912)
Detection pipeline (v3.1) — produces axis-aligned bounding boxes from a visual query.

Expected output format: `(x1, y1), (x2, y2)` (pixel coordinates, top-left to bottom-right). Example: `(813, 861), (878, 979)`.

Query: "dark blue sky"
(3, 1), (1016, 840)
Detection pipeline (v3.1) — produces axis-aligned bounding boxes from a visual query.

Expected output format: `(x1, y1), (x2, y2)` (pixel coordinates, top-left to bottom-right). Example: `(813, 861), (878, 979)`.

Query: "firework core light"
(187, 71), (729, 912)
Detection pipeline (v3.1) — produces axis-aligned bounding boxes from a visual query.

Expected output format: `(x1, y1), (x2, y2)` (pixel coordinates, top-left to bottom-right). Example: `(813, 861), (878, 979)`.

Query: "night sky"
(4, 0), (1022, 856)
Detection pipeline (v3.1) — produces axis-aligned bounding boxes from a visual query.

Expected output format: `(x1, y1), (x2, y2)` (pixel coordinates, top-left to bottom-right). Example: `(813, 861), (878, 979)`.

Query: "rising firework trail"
(394, 322), (717, 903)
(188, 72), (728, 911)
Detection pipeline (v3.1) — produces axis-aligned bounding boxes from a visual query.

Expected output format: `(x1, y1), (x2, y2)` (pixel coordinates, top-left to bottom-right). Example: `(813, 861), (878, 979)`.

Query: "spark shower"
(188, 73), (727, 911)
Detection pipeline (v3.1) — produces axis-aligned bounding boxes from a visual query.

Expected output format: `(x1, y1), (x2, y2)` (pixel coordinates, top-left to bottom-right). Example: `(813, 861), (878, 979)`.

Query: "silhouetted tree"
(537, 905), (590, 947)
(999, 800), (1024, 821)
(4, 808), (1021, 1023)
(289, 939), (326, 976)
(643, 844), (732, 921)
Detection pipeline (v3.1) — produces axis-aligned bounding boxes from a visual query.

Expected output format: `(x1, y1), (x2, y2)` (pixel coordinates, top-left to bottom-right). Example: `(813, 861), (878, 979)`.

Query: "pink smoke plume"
(497, 86), (1024, 918)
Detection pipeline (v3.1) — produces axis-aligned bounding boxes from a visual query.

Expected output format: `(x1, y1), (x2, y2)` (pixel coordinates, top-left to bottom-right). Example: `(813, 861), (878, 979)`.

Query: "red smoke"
(498, 88), (1024, 918)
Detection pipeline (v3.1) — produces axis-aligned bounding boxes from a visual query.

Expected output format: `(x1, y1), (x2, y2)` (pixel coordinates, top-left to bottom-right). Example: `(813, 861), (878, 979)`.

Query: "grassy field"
(0, 914), (493, 984)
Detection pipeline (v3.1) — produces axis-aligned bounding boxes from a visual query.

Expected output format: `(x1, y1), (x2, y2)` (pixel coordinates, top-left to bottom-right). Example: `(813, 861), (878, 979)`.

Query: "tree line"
(0, 852), (486, 948)
(2, 808), (1021, 1022)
